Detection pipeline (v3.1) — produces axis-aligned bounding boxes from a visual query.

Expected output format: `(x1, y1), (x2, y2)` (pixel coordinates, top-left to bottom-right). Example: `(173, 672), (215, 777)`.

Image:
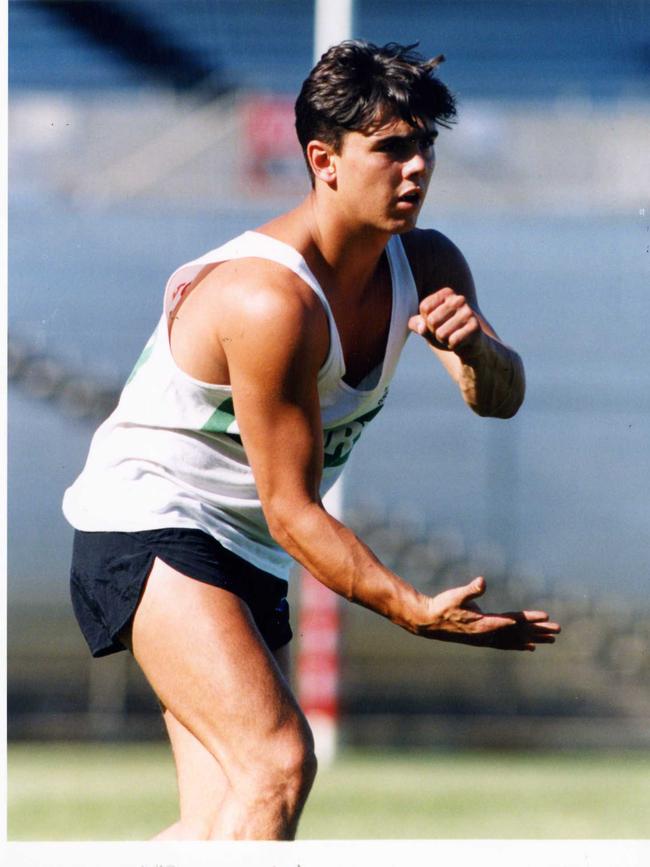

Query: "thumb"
(462, 576), (486, 602)
(408, 314), (426, 336)
(443, 575), (486, 608)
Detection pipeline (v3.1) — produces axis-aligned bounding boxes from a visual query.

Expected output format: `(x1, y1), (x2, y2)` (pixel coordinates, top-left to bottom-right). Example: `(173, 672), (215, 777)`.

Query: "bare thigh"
(123, 558), (311, 836)
(158, 642), (292, 836)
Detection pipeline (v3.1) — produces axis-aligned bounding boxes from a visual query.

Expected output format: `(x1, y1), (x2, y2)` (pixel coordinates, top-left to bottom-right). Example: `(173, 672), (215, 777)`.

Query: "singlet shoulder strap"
(385, 234), (420, 317)
(164, 231), (338, 325)
(162, 231), (345, 379)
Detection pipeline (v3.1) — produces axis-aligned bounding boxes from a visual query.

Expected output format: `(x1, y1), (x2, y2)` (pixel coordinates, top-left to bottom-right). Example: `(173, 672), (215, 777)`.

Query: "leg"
(153, 640), (293, 841)
(152, 707), (229, 840)
(125, 557), (315, 840)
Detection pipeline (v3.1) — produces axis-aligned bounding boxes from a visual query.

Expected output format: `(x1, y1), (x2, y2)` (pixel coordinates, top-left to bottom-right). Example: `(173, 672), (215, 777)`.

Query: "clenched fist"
(409, 287), (484, 355)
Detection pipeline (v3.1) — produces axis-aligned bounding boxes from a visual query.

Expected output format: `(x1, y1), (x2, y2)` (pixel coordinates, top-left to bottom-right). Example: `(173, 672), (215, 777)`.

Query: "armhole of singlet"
(160, 232), (345, 385)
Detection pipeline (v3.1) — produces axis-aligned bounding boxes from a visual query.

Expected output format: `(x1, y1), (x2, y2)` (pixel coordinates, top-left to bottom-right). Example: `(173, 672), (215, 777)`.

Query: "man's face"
(333, 113), (437, 234)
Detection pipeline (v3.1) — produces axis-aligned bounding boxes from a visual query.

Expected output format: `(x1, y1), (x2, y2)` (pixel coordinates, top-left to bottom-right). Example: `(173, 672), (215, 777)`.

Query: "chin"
(389, 215), (420, 234)
(386, 207), (423, 234)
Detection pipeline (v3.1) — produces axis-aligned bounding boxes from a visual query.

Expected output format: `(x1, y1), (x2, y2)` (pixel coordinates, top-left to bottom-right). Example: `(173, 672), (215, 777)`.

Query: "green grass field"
(8, 743), (650, 840)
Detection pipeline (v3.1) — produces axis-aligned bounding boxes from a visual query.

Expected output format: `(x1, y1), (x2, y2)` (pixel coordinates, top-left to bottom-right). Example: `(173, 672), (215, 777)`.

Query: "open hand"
(408, 287), (483, 354)
(417, 576), (561, 651)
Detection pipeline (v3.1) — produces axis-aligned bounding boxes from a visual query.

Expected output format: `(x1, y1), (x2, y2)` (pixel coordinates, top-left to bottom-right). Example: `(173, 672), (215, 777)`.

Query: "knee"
(245, 718), (317, 809)
(289, 729), (318, 795)
(206, 720), (317, 839)
(268, 721), (318, 801)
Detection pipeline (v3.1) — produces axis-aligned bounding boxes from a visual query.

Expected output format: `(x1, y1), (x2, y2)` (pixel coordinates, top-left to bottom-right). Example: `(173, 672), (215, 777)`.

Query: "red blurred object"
(297, 568), (339, 759)
(243, 96), (304, 188)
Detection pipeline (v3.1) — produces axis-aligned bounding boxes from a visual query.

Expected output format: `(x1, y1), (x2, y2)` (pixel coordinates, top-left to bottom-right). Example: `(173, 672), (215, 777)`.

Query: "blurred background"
(7, 0), (650, 837)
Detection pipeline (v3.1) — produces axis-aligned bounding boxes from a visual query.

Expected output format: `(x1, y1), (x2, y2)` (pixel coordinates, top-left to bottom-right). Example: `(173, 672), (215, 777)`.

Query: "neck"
(298, 192), (391, 298)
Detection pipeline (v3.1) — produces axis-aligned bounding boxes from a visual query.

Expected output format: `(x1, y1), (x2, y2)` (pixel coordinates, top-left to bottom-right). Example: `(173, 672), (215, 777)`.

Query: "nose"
(403, 150), (431, 179)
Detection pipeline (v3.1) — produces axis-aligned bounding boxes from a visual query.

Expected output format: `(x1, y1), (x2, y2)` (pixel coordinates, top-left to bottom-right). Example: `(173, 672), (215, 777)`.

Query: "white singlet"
(62, 230), (419, 580)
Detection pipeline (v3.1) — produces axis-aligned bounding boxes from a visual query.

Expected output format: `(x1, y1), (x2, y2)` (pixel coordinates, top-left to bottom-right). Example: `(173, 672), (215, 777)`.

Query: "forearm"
(269, 501), (427, 632)
(455, 334), (525, 418)
(266, 497), (560, 652)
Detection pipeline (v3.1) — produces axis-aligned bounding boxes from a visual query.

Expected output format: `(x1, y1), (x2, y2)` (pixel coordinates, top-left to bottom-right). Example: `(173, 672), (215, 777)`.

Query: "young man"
(63, 41), (560, 840)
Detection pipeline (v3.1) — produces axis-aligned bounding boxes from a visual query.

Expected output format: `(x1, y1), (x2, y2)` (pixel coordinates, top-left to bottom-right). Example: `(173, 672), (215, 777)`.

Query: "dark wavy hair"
(295, 40), (456, 182)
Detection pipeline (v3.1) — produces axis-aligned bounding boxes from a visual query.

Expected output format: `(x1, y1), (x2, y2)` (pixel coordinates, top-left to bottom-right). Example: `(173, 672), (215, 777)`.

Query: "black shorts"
(70, 528), (292, 657)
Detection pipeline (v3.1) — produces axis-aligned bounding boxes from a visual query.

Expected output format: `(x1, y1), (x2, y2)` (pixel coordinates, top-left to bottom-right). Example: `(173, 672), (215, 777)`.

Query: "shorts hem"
(70, 528), (292, 657)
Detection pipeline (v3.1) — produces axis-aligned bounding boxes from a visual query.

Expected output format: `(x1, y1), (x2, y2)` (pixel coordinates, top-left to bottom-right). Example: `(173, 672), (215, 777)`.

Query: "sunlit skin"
(120, 106), (560, 841)
(167, 107), (560, 656)
(323, 115), (438, 235)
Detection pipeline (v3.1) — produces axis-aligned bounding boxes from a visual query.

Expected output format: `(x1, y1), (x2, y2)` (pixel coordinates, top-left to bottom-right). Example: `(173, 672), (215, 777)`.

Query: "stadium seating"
(9, 0), (649, 99)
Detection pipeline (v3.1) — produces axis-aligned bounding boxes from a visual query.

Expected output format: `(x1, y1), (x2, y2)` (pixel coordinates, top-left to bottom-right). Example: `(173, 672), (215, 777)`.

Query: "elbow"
(470, 357), (526, 419)
(492, 386), (525, 419)
(266, 507), (295, 552)
(470, 403), (516, 419)
(265, 497), (318, 555)
(475, 386), (525, 419)
(492, 403), (522, 420)
(499, 359), (526, 418)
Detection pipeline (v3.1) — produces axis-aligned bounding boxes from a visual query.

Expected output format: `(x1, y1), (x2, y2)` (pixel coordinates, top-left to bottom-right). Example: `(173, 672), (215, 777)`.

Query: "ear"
(306, 139), (337, 186)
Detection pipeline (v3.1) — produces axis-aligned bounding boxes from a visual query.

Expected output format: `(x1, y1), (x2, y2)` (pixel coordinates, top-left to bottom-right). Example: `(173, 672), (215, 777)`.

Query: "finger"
(425, 295), (466, 331)
(408, 314), (427, 336)
(518, 610), (551, 620)
(492, 632), (540, 651)
(529, 621), (562, 635)
(446, 318), (481, 351)
(488, 620), (559, 651)
(504, 611), (562, 631)
(493, 621), (559, 642)
(544, 622), (561, 633)
(409, 318), (452, 351)
(500, 625), (559, 649)
(476, 614), (519, 633)
(418, 287), (455, 314)
(532, 623), (561, 635)
(430, 307), (476, 344)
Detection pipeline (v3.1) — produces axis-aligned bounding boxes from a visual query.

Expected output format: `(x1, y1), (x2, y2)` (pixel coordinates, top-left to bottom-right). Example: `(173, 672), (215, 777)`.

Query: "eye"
(379, 139), (411, 158)
(376, 131), (437, 159)
(419, 133), (437, 152)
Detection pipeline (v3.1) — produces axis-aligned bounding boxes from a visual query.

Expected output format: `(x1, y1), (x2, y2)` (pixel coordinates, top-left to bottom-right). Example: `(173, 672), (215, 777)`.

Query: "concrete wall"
(10, 92), (650, 214)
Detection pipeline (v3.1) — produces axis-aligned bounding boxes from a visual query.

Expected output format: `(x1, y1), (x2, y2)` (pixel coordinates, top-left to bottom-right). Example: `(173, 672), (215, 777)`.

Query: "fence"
(8, 9), (650, 748)
(8, 499), (650, 748)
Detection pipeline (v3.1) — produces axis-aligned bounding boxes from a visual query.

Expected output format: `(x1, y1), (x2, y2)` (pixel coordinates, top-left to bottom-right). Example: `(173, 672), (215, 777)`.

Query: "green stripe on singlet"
(125, 343), (154, 385)
(202, 397), (243, 444)
(322, 398), (387, 468)
(202, 390), (388, 460)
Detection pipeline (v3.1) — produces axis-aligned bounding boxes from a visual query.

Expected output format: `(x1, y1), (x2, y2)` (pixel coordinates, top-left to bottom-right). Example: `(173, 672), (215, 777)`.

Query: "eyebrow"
(372, 127), (438, 146)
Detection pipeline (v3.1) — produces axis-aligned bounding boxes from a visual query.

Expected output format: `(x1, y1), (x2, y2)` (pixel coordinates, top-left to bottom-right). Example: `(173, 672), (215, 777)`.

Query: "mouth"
(395, 189), (423, 209)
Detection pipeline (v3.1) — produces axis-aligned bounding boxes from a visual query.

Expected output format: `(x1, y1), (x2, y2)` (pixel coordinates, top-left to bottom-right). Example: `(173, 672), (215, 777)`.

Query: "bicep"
(220, 285), (327, 514)
(417, 229), (494, 322)
(230, 354), (324, 507)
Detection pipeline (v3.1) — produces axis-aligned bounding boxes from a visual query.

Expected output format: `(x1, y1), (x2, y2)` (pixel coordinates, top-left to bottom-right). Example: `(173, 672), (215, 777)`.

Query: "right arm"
(185, 265), (559, 651)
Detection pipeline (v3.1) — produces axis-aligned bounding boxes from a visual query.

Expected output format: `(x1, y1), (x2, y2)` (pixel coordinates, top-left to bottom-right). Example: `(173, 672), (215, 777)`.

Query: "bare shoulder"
(400, 228), (476, 303)
(197, 256), (321, 316)
(198, 256), (329, 372)
(168, 254), (329, 385)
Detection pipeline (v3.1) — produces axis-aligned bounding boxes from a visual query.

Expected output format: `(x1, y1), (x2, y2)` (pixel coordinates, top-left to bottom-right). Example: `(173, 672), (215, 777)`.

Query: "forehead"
(344, 111), (435, 145)
(367, 112), (434, 137)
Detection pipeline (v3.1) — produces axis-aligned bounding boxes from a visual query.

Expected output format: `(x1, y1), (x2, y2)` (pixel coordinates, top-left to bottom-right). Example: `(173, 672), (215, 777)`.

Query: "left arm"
(406, 230), (525, 418)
